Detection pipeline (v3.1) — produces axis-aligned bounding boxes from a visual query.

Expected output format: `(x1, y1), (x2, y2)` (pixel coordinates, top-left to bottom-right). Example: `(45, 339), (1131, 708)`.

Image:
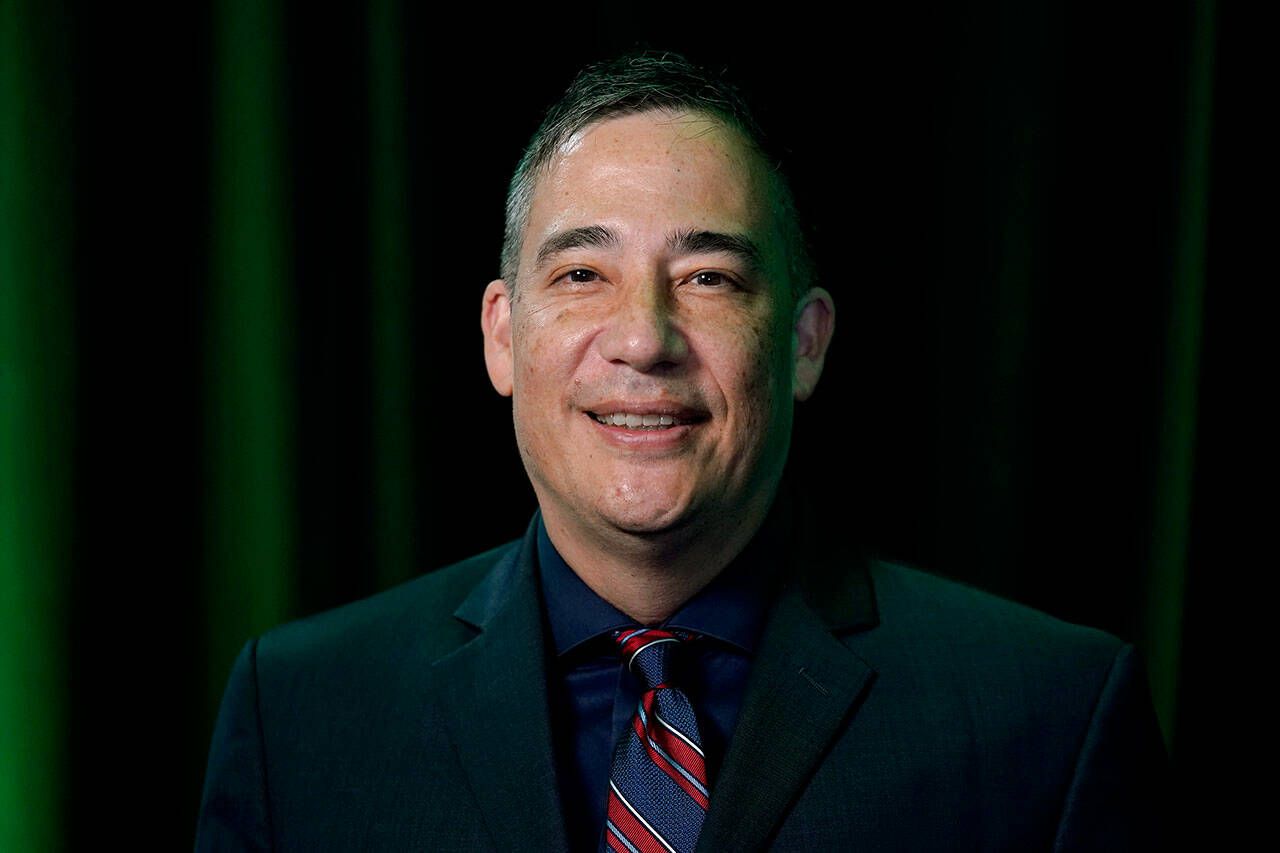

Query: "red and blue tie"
(603, 628), (709, 853)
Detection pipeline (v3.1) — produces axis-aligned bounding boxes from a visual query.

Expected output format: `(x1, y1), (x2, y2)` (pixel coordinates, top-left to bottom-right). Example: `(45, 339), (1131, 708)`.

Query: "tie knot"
(614, 628), (696, 691)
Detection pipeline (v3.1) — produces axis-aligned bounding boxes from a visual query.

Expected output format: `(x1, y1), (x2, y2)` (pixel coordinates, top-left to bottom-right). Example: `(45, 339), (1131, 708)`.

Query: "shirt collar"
(537, 506), (786, 660)
(537, 520), (634, 659)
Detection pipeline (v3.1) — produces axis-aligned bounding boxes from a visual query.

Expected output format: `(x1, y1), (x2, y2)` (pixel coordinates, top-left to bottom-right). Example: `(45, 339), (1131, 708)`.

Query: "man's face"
(482, 110), (831, 543)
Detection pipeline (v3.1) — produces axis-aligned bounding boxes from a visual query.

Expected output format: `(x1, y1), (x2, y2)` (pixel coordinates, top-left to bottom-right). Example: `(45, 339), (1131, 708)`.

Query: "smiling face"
(482, 110), (833, 553)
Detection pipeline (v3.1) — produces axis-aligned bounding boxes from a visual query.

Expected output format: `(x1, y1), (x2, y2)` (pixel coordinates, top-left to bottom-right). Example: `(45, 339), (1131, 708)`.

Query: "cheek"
(513, 311), (545, 373)
(720, 316), (787, 419)
(748, 326), (784, 394)
(509, 307), (597, 468)
(513, 304), (595, 384)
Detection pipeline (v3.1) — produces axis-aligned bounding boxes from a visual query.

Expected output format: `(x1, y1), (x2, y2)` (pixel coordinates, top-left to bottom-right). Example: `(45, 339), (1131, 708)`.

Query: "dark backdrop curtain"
(1, 0), (1236, 846)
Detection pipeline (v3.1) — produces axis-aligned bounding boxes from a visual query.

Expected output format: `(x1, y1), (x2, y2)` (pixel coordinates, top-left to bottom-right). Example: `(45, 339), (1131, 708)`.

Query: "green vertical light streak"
(206, 0), (295, 707)
(1145, 0), (1215, 749)
(369, 0), (415, 590)
(0, 1), (71, 848)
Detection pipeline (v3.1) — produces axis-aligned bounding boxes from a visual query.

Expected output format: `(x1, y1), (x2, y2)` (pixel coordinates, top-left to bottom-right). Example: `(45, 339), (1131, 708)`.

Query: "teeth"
(593, 412), (680, 429)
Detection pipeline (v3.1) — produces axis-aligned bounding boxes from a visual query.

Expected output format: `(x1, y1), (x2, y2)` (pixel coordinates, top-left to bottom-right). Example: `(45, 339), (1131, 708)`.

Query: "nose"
(595, 279), (689, 373)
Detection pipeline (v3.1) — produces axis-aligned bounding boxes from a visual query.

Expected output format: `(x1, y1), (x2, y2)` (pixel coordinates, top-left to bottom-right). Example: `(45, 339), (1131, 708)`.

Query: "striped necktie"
(603, 628), (709, 853)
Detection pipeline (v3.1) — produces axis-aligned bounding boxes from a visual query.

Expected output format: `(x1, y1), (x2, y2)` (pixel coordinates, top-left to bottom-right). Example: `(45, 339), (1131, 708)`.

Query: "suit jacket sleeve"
(195, 639), (272, 852)
(1052, 642), (1171, 850)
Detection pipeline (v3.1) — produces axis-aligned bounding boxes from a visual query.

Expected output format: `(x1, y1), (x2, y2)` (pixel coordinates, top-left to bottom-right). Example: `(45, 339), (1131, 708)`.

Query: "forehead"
(522, 110), (781, 265)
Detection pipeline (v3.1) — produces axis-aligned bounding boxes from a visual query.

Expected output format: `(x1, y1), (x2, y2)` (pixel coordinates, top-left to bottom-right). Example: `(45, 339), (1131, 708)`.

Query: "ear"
(791, 286), (835, 401)
(481, 279), (514, 397)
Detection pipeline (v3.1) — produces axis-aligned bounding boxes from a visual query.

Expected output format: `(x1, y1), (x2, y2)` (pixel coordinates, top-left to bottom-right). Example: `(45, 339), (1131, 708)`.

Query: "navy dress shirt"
(537, 516), (786, 852)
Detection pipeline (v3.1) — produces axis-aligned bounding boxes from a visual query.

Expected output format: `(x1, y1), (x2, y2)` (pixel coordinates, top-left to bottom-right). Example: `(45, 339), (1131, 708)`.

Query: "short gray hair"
(499, 51), (812, 299)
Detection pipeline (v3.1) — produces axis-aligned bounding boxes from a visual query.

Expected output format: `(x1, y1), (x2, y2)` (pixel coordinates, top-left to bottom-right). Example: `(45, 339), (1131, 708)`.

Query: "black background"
(35, 0), (1251, 843)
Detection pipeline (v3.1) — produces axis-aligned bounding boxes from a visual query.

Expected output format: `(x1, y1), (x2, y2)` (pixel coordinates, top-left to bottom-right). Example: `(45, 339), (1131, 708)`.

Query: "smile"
(590, 412), (684, 430)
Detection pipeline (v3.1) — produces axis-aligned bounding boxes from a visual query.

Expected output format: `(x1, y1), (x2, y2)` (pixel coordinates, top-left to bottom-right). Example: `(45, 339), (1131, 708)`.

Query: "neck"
(539, 493), (776, 625)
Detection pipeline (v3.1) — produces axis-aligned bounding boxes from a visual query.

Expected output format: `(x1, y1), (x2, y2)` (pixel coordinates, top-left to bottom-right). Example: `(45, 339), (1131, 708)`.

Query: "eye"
(554, 268), (600, 286)
(690, 271), (735, 288)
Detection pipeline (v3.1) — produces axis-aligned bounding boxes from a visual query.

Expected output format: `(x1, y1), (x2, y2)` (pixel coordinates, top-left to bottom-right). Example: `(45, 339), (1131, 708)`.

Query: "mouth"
(585, 408), (708, 432)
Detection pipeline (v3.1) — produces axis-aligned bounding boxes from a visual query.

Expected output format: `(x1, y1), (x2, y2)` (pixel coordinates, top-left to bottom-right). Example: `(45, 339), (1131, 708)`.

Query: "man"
(197, 53), (1167, 850)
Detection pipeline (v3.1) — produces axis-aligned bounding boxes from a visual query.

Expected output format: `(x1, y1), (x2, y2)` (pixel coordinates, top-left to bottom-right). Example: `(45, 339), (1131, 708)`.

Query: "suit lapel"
(430, 517), (570, 850)
(697, 514), (879, 852)
(428, 500), (879, 851)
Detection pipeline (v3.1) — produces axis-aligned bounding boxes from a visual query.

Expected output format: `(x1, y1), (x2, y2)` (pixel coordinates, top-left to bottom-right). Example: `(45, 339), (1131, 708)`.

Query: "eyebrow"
(533, 225), (621, 271)
(531, 224), (765, 275)
(666, 228), (764, 275)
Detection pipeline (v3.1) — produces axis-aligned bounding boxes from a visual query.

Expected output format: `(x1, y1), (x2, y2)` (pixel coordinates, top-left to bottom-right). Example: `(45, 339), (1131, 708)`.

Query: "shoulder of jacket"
(863, 557), (1126, 666)
(255, 538), (520, 671)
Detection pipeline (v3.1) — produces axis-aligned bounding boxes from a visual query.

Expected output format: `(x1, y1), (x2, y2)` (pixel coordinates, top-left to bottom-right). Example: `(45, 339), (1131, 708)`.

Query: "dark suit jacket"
(196, 512), (1167, 850)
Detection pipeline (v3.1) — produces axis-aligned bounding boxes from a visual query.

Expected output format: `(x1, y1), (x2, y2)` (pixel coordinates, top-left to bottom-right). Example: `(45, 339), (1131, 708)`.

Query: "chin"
(595, 489), (695, 536)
